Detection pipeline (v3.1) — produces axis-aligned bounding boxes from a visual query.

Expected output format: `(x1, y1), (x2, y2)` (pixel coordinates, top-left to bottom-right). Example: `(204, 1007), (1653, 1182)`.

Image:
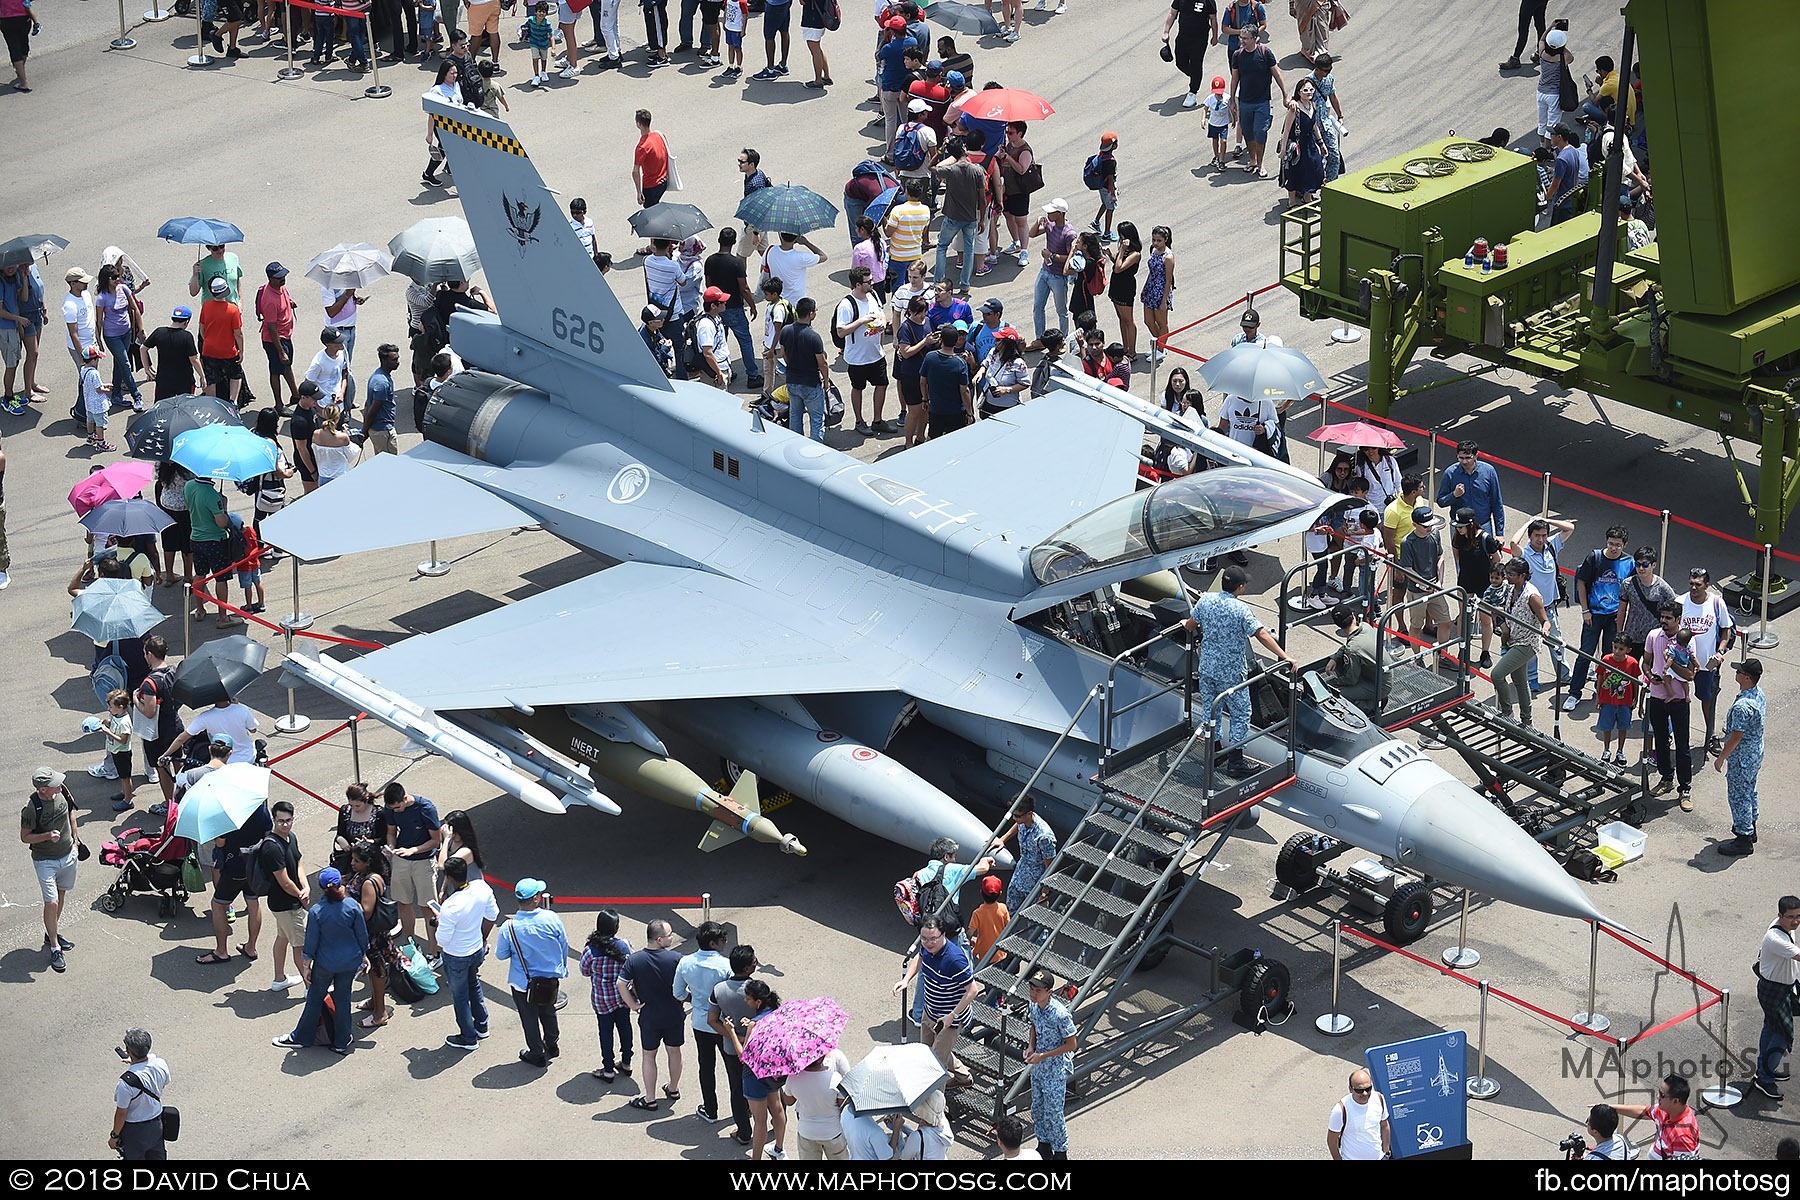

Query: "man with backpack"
(891, 100), (939, 220)
(833, 267), (890, 436)
(110, 1027), (172, 1160)
(899, 836), (994, 1024)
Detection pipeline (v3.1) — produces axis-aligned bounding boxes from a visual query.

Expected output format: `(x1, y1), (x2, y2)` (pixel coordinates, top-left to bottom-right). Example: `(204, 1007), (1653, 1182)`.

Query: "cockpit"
(1027, 469), (1330, 587)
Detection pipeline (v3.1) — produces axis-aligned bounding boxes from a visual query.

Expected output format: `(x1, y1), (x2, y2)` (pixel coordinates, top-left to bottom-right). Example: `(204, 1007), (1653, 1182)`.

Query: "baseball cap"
(32, 767), (65, 788)
(702, 286), (729, 304)
(908, 97), (929, 113)
(1043, 197), (1069, 214)
(641, 305), (665, 322)
(172, 306), (192, 320)
(66, 267), (92, 284)
(83, 346), (103, 361)
(980, 297), (1004, 314)
(945, 70), (965, 89)
(297, 381), (322, 398)
(265, 262), (289, 278)
(320, 326), (344, 345)
(881, 13), (905, 29)
(1240, 308), (1261, 326)
(1026, 968), (1056, 991)
(1210, 75), (1227, 94)
(981, 875), (1003, 899)
(319, 867), (343, 887)
(515, 877), (548, 900)
(210, 733), (235, 751)
(993, 326), (1022, 341)
(926, 58), (943, 72)
(951, 320), (969, 332)
(1453, 507), (1477, 526)
(1411, 505), (1438, 529)
(208, 276), (229, 295)
(1099, 131), (1118, 147)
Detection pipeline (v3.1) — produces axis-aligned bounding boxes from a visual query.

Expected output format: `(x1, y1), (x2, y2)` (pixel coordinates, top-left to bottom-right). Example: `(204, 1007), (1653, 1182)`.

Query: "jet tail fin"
(424, 96), (672, 392)
(698, 772), (765, 853)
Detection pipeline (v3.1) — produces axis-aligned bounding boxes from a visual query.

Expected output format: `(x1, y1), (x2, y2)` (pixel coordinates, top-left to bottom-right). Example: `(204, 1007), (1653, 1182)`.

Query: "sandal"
(358, 1012), (390, 1029)
(629, 1096), (658, 1111)
(195, 951), (230, 964)
(236, 944), (259, 960)
(594, 1067), (617, 1081)
(662, 1085), (681, 1101)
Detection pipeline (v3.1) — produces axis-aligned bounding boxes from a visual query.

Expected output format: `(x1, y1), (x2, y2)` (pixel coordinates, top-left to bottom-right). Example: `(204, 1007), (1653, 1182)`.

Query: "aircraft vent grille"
(728, 457), (740, 479)
(713, 450), (726, 472)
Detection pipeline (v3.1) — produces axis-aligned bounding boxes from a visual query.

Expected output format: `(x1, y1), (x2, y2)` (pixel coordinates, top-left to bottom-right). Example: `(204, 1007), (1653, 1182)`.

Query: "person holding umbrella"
(0, 259), (50, 409)
(178, 750), (272, 966)
(724, 979), (789, 1159)
(183, 473), (239, 627)
(188, 244), (244, 306)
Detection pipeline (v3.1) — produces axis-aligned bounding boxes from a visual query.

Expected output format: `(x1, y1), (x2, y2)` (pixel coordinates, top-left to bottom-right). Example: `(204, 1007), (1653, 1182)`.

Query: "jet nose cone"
(1397, 781), (1611, 926)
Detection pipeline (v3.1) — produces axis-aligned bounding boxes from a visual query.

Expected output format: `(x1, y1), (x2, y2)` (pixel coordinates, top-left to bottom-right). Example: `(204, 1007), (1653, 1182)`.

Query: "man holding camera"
(1578, 1104), (1631, 1159)
(111, 1028), (171, 1160)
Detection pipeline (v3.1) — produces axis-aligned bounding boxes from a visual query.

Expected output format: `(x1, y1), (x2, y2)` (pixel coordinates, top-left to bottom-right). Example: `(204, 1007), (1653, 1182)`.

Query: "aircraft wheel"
(1274, 834), (1321, 891)
(1382, 881), (1434, 945)
(1239, 958), (1291, 1022)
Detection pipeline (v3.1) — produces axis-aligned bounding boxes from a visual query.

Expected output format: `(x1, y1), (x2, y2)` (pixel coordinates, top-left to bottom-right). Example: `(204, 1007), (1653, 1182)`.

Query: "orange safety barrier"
(1339, 920), (1723, 1051)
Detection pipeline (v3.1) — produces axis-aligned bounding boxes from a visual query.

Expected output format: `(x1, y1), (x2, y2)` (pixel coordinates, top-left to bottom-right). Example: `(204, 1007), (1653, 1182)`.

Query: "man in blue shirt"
(994, 797), (1057, 914)
(383, 783), (443, 950)
(1435, 439), (1505, 539)
(494, 877), (572, 1066)
(1024, 968), (1078, 1160)
(1546, 124), (1588, 226)
(968, 298), (1012, 365)
(877, 17), (916, 151)
(361, 342), (401, 455)
(1565, 525), (1634, 709)
(893, 915), (979, 1088)
(1714, 658), (1767, 857)
(672, 921), (735, 1120)
(1183, 566), (1297, 776)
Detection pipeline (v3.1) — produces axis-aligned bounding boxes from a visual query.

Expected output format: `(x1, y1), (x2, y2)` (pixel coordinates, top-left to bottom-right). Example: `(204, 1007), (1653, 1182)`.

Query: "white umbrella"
(837, 1044), (949, 1117)
(388, 218), (481, 284)
(305, 242), (394, 290)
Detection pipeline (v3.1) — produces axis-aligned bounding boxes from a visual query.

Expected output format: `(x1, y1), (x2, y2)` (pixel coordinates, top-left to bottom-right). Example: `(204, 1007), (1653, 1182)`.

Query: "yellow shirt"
(1596, 73), (1636, 122)
(885, 201), (931, 264)
(1382, 495), (1416, 545)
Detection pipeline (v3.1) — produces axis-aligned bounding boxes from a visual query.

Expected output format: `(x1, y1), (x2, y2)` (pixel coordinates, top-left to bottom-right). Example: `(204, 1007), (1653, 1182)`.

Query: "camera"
(1553, 18), (1569, 31)
(1559, 1132), (1588, 1159)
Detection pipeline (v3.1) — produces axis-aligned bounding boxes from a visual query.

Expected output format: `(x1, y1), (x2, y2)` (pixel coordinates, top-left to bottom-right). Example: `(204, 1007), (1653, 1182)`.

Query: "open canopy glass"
(1029, 468), (1331, 587)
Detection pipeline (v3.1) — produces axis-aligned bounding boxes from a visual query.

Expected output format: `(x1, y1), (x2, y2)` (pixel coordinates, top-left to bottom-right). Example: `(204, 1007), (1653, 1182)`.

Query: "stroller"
(99, 798), (195, 918)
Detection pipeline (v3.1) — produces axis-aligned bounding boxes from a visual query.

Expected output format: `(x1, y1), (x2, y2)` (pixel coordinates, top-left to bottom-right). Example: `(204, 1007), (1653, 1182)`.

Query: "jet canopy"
(1028, 468), (1332, 586)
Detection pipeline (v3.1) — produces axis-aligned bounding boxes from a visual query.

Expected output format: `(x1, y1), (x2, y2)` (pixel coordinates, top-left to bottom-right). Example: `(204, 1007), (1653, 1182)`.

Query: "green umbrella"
(735, 185), (840, 237)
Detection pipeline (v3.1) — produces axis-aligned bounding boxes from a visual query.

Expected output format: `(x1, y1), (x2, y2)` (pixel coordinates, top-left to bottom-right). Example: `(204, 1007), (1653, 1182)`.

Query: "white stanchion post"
(1466, 980), (1500, 1099)
(1749, 544), (1781, 650)
(112, 0), (138, 48)
(277, 1), (304, 78)
(1440, 888), (1480, 969)
(1316, 918), (1355, 1036)
(145, 0), (171, 22)
(1700, 988), (1743, 1108)
(419, 539), (450, 576)
(188, 8), (212, 65)
(1572, 921), (1611, 1033)
(366, 16), (391, 96)
(281, 555), (314, 631)
(275, 627), (311, 734)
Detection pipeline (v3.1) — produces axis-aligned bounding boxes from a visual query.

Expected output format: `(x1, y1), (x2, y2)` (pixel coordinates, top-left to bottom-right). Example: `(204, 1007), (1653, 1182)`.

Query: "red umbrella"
(1307, 420), (1406, 450)
(951, 88), (1056, 123)
(68, 460), (157, 517)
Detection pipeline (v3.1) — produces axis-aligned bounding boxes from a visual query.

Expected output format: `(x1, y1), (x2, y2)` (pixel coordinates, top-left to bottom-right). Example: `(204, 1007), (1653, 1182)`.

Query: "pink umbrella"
(1307, 420), (1406, 450)
(741, 996), (850, 1081)
(68, 460), (157, 517)
(951, 87), (1056, 124)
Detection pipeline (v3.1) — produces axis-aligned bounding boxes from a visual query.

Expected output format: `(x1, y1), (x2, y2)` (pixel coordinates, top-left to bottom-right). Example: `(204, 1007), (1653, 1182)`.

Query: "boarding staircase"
(937, 629), (1301, 1134)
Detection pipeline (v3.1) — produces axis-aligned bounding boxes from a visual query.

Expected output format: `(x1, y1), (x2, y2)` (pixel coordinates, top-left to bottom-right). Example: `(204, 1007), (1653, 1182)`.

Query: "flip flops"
(236, 944), (259, 960)
(195, 951), (230, 964)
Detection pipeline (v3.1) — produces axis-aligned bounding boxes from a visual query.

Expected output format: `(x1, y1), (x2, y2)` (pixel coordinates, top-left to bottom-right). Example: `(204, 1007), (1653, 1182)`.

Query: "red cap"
(993, 326), (1022, 341)
(1100, 131), (1118, 147)
(881, 13), (906, 29)
(981, 875), (1004, 899)
(702, 286), (729, 303)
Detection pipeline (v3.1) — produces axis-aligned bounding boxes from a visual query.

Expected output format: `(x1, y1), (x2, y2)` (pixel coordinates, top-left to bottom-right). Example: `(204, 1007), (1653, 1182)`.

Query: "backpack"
(912, 863), (963, 940)
(418, 302), (449, 352)
(830, 294), (858, 351)
(892, 124), (928, 171)
(222, 512), (250, 568)
(1082, 152), (1109, 191)
(824, 0), (841, 30)
(243, 833), (281, 899)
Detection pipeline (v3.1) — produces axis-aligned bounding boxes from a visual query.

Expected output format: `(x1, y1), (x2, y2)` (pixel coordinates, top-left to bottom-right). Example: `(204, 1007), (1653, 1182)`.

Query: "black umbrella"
(125, 394), (244, 462)
(171, 634), (269, 707)
(627, 202), (712, 243)
(0, 233), (70, 269)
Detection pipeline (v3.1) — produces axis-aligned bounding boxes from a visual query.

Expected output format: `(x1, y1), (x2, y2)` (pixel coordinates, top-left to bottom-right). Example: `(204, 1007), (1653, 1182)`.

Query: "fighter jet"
(264, 96), (1610, 930)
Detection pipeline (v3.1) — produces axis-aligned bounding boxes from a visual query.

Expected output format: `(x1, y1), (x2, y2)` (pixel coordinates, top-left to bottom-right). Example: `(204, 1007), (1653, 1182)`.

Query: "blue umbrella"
(864, 185), (904, 231)
(170, 424), (279, 482)
(172, 764), (271, 845)
(80, 498), (175, 538)
(735, 185), (840, 237)
(156, 217), (246, 246)
(71, 578), (166, 643)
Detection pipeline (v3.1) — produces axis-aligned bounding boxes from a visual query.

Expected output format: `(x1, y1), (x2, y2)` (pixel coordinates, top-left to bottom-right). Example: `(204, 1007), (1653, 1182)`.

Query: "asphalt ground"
(5, 0), (1798, 1165)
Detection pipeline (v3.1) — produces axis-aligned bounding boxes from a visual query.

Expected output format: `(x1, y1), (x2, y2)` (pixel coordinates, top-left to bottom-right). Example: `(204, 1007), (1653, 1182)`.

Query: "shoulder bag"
(510, 921), (561, 1006)
(121, 1069), (180, 1143)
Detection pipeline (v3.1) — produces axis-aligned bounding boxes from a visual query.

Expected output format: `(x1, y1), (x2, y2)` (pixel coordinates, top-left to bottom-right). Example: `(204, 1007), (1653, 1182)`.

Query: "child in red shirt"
(1594, 645), (1639, 766)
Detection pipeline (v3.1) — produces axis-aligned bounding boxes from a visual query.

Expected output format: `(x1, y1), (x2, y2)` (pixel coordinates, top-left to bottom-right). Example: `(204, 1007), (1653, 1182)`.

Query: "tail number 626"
(552, 307), (606, 356)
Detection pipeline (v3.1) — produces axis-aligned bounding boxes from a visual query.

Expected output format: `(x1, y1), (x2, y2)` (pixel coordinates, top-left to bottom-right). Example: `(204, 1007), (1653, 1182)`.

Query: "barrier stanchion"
(1440, 888), (1479, 969)
(1749, 544), (1781, 650)
(112, 0), (138, 49)
(349, 713), (362, 779)
(1467, 979), (1499, 1099)
(366, 43), (391, 98)
(275, 627), (311, 734)
(1658, 508), (1670, 573)
(188, 9), (213, 66)
(702, 891), (712, 925)
(1316, 917), (1355, 1036)
(278, 1), (305, 79)
(1540, 471), (1552, 521)
(282, 555), (314, 631)
(1426, 423), (1440, 492)
(419, 539), (450, 577)
(1329, 314), (1362, 345)
(1700, 987), (1742, 1108)
(145, 0), (171, 21)
(1573, 920), (1610, 1033)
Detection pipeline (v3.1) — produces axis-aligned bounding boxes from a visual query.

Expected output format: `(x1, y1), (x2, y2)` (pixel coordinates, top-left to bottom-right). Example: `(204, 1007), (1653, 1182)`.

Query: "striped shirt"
(919, 940), (974, 1025)
(885, 201), (931, 264)
(579, 937), (632, 1013)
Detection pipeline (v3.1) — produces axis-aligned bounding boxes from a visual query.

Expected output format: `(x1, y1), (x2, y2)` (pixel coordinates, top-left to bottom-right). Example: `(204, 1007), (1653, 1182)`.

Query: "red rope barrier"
(264, 717), (356, 767)
(1620, 994), (1722, 1050)
(286, 0), (372, 18)
(270, 768), (340, 812)
(1599, 922), (1723, 996)
(186, 563), (384, 651)
(1161, 281), (1287, 343)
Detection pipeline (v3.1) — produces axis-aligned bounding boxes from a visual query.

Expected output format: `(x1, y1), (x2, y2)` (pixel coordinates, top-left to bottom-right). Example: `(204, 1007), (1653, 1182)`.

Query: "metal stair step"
(1082, 810), (1185, 853)
(1058, 841), (1161, 888)
(995, 940), (1094, 986)
(1041, 874), (1139, 919)
(976, 963), (1033, 996)
(1017, 905), (1116, 949)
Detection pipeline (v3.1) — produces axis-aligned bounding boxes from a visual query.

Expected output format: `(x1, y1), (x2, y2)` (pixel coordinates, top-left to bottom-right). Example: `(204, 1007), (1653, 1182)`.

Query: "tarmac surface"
(5, 0), (1798, 1164)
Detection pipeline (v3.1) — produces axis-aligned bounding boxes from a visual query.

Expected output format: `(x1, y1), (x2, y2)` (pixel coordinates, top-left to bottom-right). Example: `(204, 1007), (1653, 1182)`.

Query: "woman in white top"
(1492, 558), (1549, 726)
(306, 327), (356, 410)
(976, 335), (1030, 417)
(310, 410), (358, 485)
(887, 259), (931, 318)
(422, 61), (465, 187)
(1354, 445), (1402, 515)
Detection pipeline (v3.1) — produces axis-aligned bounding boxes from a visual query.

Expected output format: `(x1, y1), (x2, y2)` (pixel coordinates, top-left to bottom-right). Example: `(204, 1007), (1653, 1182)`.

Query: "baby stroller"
(99, 799), (195, 918)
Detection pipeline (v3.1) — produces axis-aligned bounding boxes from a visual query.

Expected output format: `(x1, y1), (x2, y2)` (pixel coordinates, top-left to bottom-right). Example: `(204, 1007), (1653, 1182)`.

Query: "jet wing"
(346, 561), (899, 710)
(880, 391), (1142, 545)
(259, 451), (540, 562)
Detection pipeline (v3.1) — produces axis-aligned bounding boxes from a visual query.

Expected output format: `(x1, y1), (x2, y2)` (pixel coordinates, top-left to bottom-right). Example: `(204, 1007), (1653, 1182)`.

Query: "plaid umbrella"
(734, 185), (840, 237)
(740, 996), (850, 1081)
(68, 460), (157, 517)
(124, 394), (243, 462)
